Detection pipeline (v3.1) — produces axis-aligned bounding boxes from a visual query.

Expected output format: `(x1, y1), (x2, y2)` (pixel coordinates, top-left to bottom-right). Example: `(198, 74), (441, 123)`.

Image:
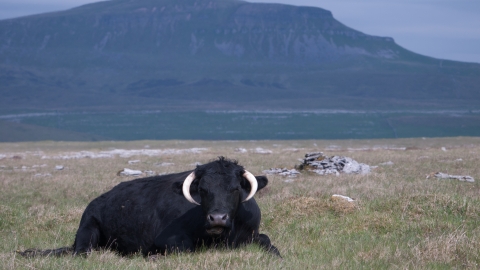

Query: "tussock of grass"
(267, 196), (357, 227)
(329, 196), (357, 215)
(1, 138), (480, 269)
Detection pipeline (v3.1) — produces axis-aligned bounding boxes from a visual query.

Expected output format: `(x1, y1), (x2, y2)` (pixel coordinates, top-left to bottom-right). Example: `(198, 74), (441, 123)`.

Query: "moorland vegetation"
(1, 138), (479, 269)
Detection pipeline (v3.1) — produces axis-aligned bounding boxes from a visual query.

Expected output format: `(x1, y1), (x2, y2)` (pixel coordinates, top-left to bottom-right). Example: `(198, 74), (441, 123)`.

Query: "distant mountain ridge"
(1, 0), (479, 111)
(1, 0), (401, 61)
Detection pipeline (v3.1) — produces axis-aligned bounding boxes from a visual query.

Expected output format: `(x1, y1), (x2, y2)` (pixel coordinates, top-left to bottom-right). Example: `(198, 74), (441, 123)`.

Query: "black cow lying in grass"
(19, 157), (280, 258)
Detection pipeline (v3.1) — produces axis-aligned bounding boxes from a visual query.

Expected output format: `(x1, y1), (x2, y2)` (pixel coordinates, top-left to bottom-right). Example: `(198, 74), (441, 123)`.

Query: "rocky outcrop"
(297, 152), (372, 175)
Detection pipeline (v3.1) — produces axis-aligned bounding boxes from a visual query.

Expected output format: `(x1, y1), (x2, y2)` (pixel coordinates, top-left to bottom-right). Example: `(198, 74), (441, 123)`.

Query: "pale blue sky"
(1, 0), (479, 63)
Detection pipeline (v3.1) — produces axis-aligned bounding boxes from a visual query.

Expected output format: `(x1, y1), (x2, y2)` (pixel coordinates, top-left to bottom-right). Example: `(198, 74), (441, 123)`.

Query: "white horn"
(182, 172), (200, 205)
(242, 170), (258, 202)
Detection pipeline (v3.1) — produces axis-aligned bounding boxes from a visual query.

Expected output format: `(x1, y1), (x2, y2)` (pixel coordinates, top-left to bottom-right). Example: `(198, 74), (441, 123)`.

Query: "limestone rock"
(297, 152), (371, 175)
(428, 172), (474, 183)
(118, 168), (143, 176)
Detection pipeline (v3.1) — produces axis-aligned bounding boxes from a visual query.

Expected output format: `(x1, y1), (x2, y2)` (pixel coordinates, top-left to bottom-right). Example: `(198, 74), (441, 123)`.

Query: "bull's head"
(181, 158), (262, 235)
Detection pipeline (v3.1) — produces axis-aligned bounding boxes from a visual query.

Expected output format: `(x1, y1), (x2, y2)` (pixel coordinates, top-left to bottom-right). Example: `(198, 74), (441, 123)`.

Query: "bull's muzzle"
(207, 213), (228, 227)
(205, 213), (229, 235)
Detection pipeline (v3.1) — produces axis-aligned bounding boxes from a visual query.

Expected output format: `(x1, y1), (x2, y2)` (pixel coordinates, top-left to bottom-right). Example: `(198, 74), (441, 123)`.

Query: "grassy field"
(1, 137), (480, 269)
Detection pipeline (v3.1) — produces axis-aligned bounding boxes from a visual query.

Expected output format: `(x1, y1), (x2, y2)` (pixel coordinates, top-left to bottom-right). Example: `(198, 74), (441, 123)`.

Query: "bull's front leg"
(154, 233), (195, 254)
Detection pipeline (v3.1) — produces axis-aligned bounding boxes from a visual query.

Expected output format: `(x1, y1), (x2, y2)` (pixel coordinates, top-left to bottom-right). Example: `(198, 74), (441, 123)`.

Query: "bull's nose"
(207, 213), (229, 226)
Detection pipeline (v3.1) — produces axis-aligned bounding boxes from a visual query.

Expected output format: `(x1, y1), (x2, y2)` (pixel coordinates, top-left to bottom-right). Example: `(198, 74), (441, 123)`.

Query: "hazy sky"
(1, 0), (479, 63)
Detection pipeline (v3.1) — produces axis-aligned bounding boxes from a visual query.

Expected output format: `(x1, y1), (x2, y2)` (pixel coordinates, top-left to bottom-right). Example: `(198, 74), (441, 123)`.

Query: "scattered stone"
(144, 170), (156, 176)
(118, 168), (143, 176)
(118, 169), (158, 177)
(263, 168), (300, 177)
(55, 165), (64, 170)
(234, 148), (247, 153)
(427, 172), (474, 183)
(254, 148), (272, 154)
(17, 166), (39, 172)
(331, 194), (355, 202)
(42, 148), (208, 159)
(0, 154), (5, 160)
(12, 155), (22, 160)
(379, 161), (394, 166)
(441, 147), (447, 152)
(154, 162), (175, 167)
(297, 152), (371, 175)
(190, 162), (202, 166)
(32, 164), (47, 168)
(128, 160), (141, 164)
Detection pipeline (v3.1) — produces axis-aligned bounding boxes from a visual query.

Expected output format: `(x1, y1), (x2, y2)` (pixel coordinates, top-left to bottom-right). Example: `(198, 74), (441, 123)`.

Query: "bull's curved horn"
(182, 172), (200, 205)
(242, 170), (258, 202)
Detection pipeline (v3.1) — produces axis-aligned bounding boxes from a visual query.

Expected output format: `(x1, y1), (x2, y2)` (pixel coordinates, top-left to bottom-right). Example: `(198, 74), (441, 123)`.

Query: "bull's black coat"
(20, 157), (280, 258)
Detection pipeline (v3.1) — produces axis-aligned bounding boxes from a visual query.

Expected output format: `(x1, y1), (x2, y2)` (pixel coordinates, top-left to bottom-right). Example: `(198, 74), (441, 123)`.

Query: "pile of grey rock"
(297, 152), (371, 175)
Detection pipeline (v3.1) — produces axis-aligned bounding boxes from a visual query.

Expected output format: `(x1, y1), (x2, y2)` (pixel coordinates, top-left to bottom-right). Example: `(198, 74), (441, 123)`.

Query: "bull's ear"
(255, 175), (268, 191)
(241, 175), (268, 191)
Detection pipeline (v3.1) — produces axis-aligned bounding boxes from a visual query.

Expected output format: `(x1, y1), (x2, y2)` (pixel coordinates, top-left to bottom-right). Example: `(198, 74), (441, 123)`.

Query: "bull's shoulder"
(89, 171), (193, 208)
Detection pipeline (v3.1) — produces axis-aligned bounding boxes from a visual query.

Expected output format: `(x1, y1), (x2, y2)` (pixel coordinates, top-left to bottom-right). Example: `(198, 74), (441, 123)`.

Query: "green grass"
(1, 138), (480, 269)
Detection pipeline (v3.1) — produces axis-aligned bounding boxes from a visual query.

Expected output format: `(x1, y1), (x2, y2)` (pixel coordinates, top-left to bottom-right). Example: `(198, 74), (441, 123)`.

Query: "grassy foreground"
(1, 138), (480, 269)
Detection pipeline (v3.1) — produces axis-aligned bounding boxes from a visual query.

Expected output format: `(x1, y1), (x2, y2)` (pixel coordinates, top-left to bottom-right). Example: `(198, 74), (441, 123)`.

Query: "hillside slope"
(1, 0), (479, 111)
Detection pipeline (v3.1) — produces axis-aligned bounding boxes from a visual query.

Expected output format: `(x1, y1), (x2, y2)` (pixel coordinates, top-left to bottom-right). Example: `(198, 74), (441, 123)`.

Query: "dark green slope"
(0, 119), (105, 141)
(0, 0), (479, 111)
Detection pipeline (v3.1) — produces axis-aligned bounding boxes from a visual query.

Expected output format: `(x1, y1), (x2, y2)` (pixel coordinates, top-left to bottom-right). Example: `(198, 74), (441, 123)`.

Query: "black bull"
(19, 157), (281, 257)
